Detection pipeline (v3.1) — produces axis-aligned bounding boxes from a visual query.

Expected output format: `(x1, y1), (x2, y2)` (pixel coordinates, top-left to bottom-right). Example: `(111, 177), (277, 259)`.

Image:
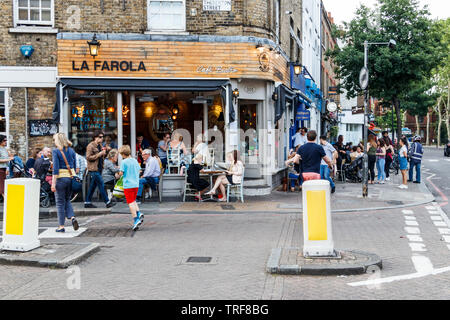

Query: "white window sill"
(144, 31), (189, 36)
(9, 26), (58, 34)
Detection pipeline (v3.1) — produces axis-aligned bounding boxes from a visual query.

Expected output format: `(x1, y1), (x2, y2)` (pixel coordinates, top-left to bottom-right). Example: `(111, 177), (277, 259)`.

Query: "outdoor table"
(200, 170), (227, 202)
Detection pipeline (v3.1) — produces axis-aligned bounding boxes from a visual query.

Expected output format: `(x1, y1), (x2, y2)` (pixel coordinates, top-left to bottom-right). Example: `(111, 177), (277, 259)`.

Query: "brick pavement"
(0, 201), (449, 299)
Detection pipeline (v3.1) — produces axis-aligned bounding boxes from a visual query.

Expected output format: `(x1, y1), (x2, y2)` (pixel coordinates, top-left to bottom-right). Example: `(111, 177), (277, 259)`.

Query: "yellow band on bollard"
(306, 190), (327, 241)
(5, 184), (25, 236)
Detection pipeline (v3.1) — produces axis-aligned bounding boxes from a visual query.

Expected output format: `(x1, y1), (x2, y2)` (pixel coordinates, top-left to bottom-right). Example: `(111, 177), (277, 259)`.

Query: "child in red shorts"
(119, 145), (144, 231)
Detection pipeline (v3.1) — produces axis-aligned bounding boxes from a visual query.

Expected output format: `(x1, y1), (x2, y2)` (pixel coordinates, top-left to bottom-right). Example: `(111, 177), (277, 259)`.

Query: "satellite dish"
(359, 67), (369, 90)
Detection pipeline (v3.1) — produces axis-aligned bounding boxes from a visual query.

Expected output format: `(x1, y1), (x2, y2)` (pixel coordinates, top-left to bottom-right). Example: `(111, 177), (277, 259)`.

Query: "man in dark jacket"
(85, 130), (116, 208)
(408, 136), (424, 184)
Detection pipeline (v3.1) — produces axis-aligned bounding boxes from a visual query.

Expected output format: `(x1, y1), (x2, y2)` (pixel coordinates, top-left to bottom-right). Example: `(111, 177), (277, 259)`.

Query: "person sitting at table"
(187, 153), (210, 201)
(136, 148), (161, 204)
(204, 150), (244, 201)
(168, 132), (188, 174)
(192, 134), (211, 165)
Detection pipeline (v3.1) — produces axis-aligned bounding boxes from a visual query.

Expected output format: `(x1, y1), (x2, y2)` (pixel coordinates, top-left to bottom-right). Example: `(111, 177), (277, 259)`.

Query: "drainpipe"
(25, 87), (28, 159)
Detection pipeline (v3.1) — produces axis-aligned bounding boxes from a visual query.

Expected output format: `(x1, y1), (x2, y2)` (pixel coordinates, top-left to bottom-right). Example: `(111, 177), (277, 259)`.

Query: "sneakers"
(137, 212), (144, 223)
(71, 217), (79, 231)
(132, 217), (142, 231)
(386, 177), (390, 181)
(84, 203), (97, 208)
(413, 181), (421, 184)
(397, 184), (408, 189)
(56, 228), (65, 233)
(106, 199), (116, 208)
(331, 186), (336, 194)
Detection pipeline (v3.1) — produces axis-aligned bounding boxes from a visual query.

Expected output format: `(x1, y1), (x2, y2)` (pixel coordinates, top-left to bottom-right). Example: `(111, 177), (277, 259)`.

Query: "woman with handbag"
(51, 133), (79, 233)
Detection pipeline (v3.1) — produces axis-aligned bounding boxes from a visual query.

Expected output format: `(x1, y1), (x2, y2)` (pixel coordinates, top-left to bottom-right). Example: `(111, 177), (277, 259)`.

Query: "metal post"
(362, 41), (369, 198)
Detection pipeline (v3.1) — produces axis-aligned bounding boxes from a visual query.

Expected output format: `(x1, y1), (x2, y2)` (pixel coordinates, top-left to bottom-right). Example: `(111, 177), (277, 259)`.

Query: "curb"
(266, 248), (383, 276)
(0, 243), (101, 269)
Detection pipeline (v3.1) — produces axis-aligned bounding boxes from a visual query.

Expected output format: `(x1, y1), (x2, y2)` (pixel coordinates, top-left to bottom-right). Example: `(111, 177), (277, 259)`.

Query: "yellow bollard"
(302, 179), (334, 257)
(1, 178), (40, 252)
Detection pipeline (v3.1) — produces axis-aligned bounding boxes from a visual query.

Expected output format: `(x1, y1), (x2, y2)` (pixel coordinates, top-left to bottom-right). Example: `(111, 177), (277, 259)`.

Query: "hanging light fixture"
(172, 105), (179, 115)
(232, 88), (239, 104)
(107, 106), (115, 113)
(87, 34), (101, 57)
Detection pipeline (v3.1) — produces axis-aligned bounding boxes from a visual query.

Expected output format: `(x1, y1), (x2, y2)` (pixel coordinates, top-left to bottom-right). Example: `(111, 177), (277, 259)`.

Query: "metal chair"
(167, 148), (181, 174)
(141, 170), (164, 203)
(226, 168), (245, 203)
(183, 172), (199, 202)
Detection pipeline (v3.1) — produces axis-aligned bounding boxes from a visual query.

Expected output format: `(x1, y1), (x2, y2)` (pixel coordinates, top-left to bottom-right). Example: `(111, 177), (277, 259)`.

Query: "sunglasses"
(98, 136), (104, 138)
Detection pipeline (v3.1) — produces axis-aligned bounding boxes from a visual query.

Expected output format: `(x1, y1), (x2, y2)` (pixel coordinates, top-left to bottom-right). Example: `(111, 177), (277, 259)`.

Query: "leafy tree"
(328, 0), (444, 143)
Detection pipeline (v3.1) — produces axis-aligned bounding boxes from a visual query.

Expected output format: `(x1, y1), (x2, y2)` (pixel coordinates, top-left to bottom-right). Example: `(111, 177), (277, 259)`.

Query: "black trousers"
(368, 155), (376, 182)
(385, 156), (392, 178)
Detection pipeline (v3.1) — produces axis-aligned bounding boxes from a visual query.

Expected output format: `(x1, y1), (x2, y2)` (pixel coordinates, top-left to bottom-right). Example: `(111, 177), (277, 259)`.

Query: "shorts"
(399, 157), (408, 170)
(226, 175), (235, 185)
(124, 188), (139, 204)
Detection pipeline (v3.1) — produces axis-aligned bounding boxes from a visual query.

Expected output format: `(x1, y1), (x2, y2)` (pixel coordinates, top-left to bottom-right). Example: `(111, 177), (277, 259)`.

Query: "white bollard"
(302, 179), (334, 257)
(1, 178), (40, 252)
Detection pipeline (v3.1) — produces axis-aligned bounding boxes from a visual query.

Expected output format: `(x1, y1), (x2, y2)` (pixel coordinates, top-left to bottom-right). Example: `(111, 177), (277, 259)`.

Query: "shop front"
(55, 34), (290, 197)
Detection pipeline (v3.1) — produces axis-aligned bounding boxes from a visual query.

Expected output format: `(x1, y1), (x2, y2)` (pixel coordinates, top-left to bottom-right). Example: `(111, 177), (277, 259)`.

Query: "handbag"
(59, 148), (82, 193)
(113, 176), (125, 199)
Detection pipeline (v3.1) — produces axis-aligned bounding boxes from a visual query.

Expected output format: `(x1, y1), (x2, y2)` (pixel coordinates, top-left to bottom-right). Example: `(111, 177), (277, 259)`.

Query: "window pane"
(41, 9), (51, 21)
(41, 0), (51, 8)
(30, 9), (40, 20)
(0, 91), (4, 104)
(149, 1), (184, 30)
(30, 0), (39, 8)
(18, 0), (28, 7)
(19, 9), (28, 20)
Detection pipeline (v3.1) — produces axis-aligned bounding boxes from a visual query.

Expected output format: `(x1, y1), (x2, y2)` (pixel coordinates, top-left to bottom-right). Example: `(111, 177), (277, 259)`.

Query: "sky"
(322, 0), (450, 26)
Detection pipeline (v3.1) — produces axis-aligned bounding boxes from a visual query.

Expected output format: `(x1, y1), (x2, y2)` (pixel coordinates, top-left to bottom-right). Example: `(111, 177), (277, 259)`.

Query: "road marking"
(38, 227), (87, 238)
(402, 209), (414, 214)
(405, 227), (421, 234)
(404, 216), (416, 220)
(425, 206), (436, 210)
(428, 211), (440, 215)
(348, 256), (450, 287)
(409, 243), (427, 252)
(438, 228), (450, 235)
(443, 235), (450, 243)
(406, 235), (423, 242)
(434, 221), (448, 227)
(428, 159), (439, 162)
(405, 220), (419, 226)
(430, 216), (443, 221)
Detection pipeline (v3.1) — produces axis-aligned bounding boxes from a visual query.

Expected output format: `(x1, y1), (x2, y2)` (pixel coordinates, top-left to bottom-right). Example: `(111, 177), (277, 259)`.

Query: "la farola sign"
(72, 60), (147, 72)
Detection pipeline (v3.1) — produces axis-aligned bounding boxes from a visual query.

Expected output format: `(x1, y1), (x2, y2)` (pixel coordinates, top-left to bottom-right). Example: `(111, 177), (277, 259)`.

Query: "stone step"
(244, 178), (265, 187)
(244, 185), (272, 196)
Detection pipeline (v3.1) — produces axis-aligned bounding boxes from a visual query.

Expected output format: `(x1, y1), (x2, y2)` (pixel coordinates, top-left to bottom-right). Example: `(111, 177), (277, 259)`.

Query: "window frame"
(14, 0), (55, 28)
(0, 89), (9, 139)
(147, 0), (186, 32)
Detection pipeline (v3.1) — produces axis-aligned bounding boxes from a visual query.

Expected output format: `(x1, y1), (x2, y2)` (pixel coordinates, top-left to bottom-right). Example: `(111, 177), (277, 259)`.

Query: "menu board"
(29, 119), (59, 137)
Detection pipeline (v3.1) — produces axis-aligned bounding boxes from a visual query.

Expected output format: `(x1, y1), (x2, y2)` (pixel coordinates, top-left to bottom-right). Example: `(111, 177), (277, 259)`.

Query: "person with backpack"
(408, 136), (424, 184)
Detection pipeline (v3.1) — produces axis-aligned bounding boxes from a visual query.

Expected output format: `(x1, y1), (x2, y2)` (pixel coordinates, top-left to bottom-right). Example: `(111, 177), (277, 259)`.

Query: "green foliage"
(327, 0), (444, 108)
(375, 110), (399, 131)
(329, 126), (339, 140)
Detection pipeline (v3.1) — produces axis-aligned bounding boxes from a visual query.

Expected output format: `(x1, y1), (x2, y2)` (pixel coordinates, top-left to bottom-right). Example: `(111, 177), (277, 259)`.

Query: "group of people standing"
(366, 131), (395, 185)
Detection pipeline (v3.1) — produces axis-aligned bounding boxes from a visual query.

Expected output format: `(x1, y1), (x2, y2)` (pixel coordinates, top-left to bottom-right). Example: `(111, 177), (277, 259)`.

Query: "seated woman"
(187, 153), (210, 200)
(168, 132), (189, 175)
(205, 150), (244, 201)
(350, 146), (363, 163)
(192, 134), (211, 165)
(102, 149), (120, 197)
(287, 150), (301, 192)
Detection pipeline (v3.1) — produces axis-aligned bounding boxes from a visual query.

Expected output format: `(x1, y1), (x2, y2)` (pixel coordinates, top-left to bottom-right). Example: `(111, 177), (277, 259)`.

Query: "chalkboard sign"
(29, 119), (59, 137)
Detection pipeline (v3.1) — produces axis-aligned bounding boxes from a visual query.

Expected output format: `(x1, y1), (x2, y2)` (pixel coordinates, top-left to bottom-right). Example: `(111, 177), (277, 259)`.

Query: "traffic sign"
(359, 67), (369, 90)
(327, 102), (337, 112)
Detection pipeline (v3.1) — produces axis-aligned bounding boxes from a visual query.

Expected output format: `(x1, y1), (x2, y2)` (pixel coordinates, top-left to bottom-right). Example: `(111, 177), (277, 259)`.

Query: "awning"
(59, 78), (230, 91)
(55, 78), (235, 123)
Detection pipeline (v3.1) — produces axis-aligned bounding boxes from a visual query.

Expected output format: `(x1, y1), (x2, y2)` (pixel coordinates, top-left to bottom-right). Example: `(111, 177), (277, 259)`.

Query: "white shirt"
(143, 156), (161, 178)
(194, 142), (211, 164)
(321, 142), (336, 166)
(293, 133), (307, 148)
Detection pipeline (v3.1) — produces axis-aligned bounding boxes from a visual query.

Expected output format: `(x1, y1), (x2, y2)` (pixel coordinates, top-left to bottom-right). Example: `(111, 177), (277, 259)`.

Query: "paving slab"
(0, 242), (100, 268)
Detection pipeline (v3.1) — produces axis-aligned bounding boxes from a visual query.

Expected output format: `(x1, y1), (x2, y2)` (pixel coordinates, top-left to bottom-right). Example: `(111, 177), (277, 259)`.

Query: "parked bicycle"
(390, 153), (400, 175)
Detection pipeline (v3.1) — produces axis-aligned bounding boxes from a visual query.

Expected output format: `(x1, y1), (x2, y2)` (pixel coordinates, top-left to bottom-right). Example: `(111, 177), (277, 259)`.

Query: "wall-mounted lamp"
(20, 45), (34, 59)
(293, 61), (302, 76)
(87, 34), (101, 57)
(232, 88), (239, 104)
(256, 41), (264, 53)
(272, 91), (278, 101)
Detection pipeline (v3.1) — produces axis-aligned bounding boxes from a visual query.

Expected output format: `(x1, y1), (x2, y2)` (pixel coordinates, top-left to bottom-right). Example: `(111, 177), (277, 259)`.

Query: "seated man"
(34, 147), (52, 181)
(136, 148), (161, 203)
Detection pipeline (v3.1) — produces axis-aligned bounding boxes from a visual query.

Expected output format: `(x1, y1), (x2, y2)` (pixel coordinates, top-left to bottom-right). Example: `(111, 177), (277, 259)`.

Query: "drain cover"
(186, 256), (212, 263)
(221, 205), (235, 210)
(387, 200), (404, 205)
(80, 227), (135, 238)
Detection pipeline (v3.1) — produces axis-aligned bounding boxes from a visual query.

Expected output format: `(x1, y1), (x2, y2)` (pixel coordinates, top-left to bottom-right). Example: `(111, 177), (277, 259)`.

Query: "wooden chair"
(226, 168), (245, 203)
(183, 172), (199, 202)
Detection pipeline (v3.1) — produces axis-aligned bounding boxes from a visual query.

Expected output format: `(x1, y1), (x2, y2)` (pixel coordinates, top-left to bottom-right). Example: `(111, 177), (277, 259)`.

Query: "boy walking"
(118, 145), (144, 231)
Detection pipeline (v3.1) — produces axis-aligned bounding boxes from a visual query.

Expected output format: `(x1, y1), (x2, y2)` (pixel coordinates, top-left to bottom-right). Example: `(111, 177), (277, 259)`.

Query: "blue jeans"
(289, 173), (299, 189)
(55, 178), (74, 226)
(320, 165), (335, 188)
(376, 158), (386, 181)
(85, 171), (109, 204)
(409, 160), (421, 182)
(137, 176), (159, 198)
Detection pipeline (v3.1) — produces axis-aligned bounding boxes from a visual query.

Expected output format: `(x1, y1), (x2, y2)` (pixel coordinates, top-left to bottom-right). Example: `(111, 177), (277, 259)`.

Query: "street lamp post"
(361, 39), (396, 198)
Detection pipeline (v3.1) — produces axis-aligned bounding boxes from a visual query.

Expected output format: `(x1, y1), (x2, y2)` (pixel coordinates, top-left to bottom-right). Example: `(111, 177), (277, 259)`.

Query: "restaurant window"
(0, 90), (7, 136)
(147, 0), (185, 32)
(14, 0), (54, 27)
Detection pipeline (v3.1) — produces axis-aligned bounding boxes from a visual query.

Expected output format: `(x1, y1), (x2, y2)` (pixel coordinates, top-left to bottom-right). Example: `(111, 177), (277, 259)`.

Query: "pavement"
(0, 154), (448, 299)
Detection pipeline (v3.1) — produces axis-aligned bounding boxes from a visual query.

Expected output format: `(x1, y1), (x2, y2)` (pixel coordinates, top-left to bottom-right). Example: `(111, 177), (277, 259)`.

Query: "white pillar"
(203, 101), (208, 141)
(117, 91), (123, 150)
(130, 92), (136, 158)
